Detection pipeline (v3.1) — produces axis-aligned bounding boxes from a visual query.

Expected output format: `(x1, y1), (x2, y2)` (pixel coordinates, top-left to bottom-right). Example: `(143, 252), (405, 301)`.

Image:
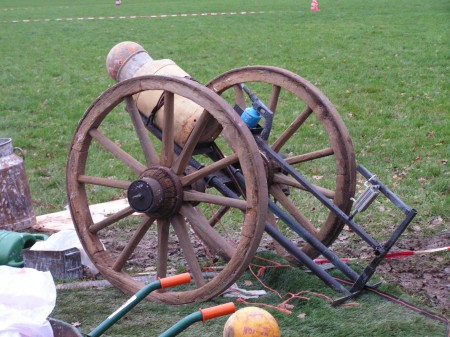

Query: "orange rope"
(240, 256), (360, 314)
(236, 297), (293, 314)
(249, 264), (284, 299)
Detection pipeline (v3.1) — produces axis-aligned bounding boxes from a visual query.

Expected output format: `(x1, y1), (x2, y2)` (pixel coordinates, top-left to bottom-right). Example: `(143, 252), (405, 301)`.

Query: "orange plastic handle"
(159, 273), (191, 289)
(200, 302), (236, 322)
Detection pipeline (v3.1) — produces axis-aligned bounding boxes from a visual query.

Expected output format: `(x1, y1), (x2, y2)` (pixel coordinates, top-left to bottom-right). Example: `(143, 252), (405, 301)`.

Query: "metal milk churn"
(0, 138), (36, 230)
(105, 41), (221, 147)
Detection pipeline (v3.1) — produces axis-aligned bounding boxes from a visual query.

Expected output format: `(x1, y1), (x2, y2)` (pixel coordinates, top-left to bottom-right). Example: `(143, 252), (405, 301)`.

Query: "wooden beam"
(33, 199), (138, 232)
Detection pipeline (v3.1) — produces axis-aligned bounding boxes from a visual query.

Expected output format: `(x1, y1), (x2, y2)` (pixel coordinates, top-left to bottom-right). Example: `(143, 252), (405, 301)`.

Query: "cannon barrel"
(106, 41), (221, 146)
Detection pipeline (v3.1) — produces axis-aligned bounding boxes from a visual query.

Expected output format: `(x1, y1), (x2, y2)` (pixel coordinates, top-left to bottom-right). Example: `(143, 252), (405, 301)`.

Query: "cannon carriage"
(66, 42), (415, 305)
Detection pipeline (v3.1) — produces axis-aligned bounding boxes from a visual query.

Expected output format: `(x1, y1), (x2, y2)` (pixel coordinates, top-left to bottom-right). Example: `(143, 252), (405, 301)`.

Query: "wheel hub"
(127, 166), (183, 217)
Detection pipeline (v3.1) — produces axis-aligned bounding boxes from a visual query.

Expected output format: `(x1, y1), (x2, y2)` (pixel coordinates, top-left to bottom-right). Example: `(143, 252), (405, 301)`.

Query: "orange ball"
(223, 306), (280, 337)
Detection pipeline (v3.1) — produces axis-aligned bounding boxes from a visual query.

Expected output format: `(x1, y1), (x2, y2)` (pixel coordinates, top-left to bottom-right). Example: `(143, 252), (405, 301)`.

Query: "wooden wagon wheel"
(66, 75), (267, 304)
(207, 66), (356, 260)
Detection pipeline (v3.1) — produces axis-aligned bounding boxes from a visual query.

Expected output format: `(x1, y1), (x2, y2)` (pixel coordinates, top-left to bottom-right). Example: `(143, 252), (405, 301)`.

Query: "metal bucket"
(49, 318), (83, 337)
(0, 138), (36, 231)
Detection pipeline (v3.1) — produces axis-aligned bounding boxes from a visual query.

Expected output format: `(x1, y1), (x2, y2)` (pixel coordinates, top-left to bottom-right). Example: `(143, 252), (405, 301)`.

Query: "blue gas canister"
(240, 107), (261, 128)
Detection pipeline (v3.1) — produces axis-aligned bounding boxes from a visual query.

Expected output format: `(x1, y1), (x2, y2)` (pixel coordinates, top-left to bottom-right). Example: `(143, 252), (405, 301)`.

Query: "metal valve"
(350, 176), (380, 219)
(240, 83), (274, 140)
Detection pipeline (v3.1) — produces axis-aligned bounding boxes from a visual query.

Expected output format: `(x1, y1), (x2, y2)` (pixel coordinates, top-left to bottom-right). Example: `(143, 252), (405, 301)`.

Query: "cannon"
(66, 42), (416, 305)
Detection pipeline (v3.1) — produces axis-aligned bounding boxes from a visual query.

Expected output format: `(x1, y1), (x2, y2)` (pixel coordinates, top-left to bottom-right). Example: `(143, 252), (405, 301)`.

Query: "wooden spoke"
(77, 175), (130, 189)
(156, 219), (170, 279)
(207, 66), (356, 261)
(271, 105), (313, 152)
(270, 185), (318, 235)
(209, 205), (230, 227)
(180, 204), (235, 260)
(180, 153), (238, 187)
(183, 191), (247, 210)
(233, 84), (246, 110)
(89, 128), (146, 175)
(266, 210), (277, 227)
(268, 84), (281, 114)
(285, 147), (334, 165)
(67, 74), (268, 304)
(272, 173), (335, 199)
(112, 215), (154, 272)
(172, 110), (210, 175)
(160, 91), (175, 167)
(171, 214), (206, 287)
(89, 206), (135, 234)
(125, 96), (159, 166)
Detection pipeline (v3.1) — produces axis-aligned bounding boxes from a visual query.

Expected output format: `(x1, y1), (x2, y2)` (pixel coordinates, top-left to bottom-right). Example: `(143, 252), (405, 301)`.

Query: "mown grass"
(51, 253), (447, 336)
(1, 0), (447, 223)
(1, 0), (448, 335)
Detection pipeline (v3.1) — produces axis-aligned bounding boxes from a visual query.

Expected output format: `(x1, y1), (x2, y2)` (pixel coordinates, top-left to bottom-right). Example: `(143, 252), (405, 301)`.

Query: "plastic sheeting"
(0, 266), (56, 337)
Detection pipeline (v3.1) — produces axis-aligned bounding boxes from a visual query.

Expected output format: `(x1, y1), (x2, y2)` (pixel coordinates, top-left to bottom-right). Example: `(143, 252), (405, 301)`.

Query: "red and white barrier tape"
(9, 11), (264, 24)
(313, 246), (449, 264)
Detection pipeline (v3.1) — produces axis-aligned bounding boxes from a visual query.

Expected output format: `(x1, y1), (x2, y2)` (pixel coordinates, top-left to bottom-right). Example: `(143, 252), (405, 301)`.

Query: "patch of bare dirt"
(29, 217), (448, 317)
(376, 231), (449, 316)
(98, 223), (449, 317)
(99, 225), (210, 274)
(329, 230), (449, 317)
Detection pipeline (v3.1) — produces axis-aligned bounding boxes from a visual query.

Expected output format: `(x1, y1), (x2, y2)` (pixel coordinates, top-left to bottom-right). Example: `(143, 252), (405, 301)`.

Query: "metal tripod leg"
(348, 165), (417, 293)
(255, 136), (385, 255)
(264, 222), (351, 295)
(145, 121), (416, 303)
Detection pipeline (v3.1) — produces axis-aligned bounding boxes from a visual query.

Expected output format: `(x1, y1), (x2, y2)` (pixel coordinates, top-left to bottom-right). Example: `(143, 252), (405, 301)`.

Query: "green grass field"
(1, 0), (448, 221)
(52, 254), (447, 336)
(1, 0), (448, 336)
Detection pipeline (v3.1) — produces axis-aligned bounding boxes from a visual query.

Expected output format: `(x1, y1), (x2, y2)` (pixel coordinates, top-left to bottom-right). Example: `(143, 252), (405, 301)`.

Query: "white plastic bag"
(30, 229), (99, 274)
(0, 266), (56, 337)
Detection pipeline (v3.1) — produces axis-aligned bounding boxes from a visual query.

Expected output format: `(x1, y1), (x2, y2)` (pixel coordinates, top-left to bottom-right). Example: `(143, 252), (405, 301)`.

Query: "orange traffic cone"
(311, 0), (320, 11)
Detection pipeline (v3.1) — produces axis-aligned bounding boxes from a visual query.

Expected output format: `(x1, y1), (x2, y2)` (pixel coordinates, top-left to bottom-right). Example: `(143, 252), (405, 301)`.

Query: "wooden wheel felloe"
(207, 66), (356, 259)
(66, 75), (267, 304)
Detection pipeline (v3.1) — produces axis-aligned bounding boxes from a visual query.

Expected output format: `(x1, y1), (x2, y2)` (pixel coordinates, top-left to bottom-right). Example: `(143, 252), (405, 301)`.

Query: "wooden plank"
(33, 199), (135, 232)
